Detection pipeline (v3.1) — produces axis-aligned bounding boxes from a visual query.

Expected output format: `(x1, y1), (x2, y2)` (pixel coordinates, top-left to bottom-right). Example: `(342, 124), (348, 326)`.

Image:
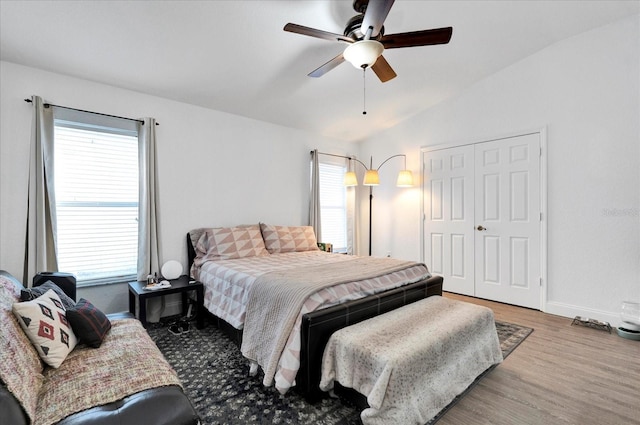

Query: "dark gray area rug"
(148, 315), (532, 425)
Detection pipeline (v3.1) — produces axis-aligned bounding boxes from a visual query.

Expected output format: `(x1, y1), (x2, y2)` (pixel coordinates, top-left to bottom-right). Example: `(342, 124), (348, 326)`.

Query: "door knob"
(476, 225), (487, 231)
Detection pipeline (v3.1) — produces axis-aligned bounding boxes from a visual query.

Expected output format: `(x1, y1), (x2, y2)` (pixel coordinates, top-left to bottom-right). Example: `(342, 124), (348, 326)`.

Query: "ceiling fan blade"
(284, 23), (354, 43)
(361, 0), (395, 38)
(371, 55), (397, 83)
(381, 27), (453, 49)
(308, 53), (346, 78)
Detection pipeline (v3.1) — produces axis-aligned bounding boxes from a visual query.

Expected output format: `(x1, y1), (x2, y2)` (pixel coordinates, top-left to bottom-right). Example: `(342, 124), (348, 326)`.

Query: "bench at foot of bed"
(297, 275), (443, 402)
(320, 295), (503, 425)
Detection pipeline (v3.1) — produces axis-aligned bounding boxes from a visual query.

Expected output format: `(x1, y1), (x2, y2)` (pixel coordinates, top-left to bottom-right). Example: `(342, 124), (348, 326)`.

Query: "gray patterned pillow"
(260, 223), (320, 253)
(196, 225), (270, 262)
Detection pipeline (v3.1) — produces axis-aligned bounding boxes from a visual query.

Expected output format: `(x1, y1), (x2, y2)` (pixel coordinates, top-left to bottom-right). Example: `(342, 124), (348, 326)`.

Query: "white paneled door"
(423, 133), (541, 309)
(423, 144), (475, 296)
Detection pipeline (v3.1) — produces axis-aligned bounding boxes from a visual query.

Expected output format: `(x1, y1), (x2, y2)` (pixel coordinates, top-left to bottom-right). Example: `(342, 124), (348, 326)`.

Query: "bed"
(187, 224), (443, 402)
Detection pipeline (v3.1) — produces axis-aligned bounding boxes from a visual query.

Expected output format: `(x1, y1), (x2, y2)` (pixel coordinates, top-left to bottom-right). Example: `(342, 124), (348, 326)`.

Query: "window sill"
(77, 277), (134, 288)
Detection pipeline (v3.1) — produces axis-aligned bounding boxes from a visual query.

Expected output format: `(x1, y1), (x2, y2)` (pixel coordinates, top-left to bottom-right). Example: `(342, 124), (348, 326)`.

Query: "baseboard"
(545, 301), (621, 328)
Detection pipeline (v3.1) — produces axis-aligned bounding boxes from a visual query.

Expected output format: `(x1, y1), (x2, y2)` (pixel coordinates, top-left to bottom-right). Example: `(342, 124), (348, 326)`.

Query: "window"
(53, 110), (139, 285)
(319, 162), (348, 253)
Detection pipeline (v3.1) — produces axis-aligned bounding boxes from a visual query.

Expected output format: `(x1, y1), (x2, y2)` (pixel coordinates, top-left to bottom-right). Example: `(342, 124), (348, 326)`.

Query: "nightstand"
(128, 275), (204, 329)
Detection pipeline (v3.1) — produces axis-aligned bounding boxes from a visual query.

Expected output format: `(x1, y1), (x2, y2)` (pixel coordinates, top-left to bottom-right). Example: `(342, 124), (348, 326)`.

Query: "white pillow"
(12, 289), (78, 368)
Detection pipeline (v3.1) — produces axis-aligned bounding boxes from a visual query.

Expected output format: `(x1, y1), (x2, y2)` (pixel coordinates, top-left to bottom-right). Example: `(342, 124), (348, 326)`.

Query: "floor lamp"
(344, 155), (414, 256)
(314, 151), (414, 256)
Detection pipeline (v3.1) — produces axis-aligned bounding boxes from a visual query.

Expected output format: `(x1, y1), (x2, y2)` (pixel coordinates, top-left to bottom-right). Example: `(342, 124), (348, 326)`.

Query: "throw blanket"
(35, 319), (182, 425)
(241, 256), (418, 388)
(320, 296), (504, 425)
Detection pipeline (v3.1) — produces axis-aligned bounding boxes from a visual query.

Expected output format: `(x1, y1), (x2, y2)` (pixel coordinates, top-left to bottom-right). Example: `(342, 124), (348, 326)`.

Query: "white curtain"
(309, 149), (322, 241)
(346, 178), (357, 256)
(23, 95), (58, 285)
(137, 118), (161, 281)
(346, 156), (359, 255)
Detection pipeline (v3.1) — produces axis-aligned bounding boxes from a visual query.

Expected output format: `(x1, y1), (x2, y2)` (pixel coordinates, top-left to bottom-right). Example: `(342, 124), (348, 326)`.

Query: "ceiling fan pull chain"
(362, 68), (367, 115)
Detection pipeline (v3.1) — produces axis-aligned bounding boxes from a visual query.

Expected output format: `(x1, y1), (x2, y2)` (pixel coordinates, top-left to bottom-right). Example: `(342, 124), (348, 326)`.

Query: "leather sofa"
(0, 270), (200, 425)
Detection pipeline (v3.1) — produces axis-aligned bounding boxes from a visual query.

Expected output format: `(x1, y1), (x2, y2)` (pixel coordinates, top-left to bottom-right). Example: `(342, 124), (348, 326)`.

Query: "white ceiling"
(1, 1), (638, 142)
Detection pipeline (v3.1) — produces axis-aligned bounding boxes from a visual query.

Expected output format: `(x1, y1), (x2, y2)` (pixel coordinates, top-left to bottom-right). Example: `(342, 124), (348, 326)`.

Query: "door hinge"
(540, 212), (543, 221)
(539, 277), (543, 286)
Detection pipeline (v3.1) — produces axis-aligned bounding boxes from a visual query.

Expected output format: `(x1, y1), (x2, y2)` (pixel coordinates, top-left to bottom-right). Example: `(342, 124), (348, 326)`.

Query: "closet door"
(474, 134), (541, 309)
(423, 132), (542, 309)
(423, 145), (475, 295)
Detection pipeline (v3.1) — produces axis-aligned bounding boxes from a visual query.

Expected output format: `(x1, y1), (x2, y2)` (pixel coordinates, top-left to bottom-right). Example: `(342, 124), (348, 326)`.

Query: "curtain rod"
(24, 98), (159, 126)
(313, 151), (353, 161)
(312, 150), (369, 170)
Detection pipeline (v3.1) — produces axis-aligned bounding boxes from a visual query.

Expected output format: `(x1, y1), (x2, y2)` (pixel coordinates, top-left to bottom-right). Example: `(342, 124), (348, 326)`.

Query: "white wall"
(0, 61), (354, 313)
(358, 15), (640, 326)
(2, 16), (637, 322)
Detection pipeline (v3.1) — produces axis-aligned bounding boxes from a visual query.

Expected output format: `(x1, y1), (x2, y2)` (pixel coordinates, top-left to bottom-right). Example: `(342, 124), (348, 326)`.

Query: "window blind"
(319, 162), (348, 252)
(53, 119), (138, 285)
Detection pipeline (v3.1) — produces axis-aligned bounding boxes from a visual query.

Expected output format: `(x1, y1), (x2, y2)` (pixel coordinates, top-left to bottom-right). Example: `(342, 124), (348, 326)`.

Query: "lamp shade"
(396, 170), (414, 187)
(343, 40), (384, 69)
(343, 171), (358, 187)
(363, 169), (380, 186)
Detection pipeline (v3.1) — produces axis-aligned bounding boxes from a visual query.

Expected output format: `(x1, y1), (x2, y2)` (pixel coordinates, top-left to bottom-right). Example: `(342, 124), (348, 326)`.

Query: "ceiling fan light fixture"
(343, 40), (384, 69)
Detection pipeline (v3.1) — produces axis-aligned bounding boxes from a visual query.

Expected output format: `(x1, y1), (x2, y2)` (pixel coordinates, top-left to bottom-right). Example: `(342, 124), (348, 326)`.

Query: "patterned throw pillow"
(66, 298), (112, 348)
(12, 289), (78, 368)
(196, 224), (270, 262)
(21, 281), (75, 309)
(260, 223), (320, 253)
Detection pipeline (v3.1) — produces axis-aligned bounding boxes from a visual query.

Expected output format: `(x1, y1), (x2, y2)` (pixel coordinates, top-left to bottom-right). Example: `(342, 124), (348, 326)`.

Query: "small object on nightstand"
(161, 260), (183, 280)
(317, 242), (333, 253)
(144, 280), (171, 291)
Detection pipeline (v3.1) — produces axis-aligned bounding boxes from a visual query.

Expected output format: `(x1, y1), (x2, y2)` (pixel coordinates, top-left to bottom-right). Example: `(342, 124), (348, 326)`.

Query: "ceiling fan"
(284, 0), (453, 83)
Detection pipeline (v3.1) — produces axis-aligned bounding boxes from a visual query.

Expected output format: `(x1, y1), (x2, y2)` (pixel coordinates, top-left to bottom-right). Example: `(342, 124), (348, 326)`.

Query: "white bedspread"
(320, 296), (503, 425)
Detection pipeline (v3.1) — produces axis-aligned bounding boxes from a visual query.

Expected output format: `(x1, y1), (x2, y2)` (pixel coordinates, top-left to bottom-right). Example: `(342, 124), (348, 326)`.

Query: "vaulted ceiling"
(1, 1), (638, 142)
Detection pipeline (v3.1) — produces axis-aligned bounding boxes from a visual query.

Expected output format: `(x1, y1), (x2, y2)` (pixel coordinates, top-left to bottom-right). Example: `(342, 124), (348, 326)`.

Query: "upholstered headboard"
(186, 230), (205, 273)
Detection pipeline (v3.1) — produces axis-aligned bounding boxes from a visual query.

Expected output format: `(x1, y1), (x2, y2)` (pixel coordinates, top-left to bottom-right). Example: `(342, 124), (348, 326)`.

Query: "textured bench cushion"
(320, 295), (503, 425)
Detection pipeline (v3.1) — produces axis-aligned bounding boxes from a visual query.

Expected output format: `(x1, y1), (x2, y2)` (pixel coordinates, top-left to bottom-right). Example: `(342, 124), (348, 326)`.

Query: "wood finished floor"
(439, 292), (640, 425)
